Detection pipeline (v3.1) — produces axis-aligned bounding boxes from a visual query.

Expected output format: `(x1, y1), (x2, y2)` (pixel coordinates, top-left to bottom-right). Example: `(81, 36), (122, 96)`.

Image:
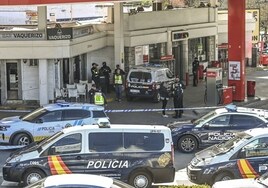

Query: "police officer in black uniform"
(172, 77), (185, 118)
(99, 62), (111, 94)
(192, 57), (200, 86)
(91, 63), (100, 89)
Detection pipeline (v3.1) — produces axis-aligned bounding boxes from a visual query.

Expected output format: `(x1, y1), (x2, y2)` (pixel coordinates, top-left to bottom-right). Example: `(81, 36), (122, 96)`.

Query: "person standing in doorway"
(160, 82), (170, 118)
(192, 57), (200, 87)
(99, 61), (111, 94)
(172, 77), (185, 118)
(91, 63), (100, 89)
(113, 64), (125, 102)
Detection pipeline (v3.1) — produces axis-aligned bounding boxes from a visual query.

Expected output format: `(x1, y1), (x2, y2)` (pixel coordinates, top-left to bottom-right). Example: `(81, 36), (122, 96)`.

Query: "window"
(208, 115), (230, 127)
(48, 133), (82, 155)
(92, 111), (107, 118)
(39, 111), (62, 122)
(129, 72), (152, 83)
(239, 137), (268, 158)
(124, 133), (164, 151)
(230, 115), (264, 128)
(62, 110), (90, 121)
(89, 133), (123, 152)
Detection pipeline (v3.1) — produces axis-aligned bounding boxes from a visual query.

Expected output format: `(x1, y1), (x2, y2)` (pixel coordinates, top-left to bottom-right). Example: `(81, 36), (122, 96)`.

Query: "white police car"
(0, 102), (109, 145)
(170, 104), (268, 153)
(25, 174), (134, 188)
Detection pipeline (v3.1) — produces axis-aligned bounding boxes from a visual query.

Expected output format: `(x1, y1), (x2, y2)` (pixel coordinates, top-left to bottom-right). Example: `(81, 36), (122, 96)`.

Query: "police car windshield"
(193, 110), (217, 125)
(21, 107), (47, 122)
(213, 132), (252, 154)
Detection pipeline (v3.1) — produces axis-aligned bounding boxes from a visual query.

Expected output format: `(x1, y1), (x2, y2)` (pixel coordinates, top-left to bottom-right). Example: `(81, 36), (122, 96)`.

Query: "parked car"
(170, 104), (268, 153)
(3, 124), (175, 187)
(125, 64), (175, 102)
(187, 128), (268, 185)
(0, 102), (110, 145)
(212, 171), (268, 188)
(25, 174), (134, 188)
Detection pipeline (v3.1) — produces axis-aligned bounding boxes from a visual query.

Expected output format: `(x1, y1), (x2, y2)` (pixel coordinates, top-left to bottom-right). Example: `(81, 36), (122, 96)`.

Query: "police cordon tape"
(104, 106), (221, 113)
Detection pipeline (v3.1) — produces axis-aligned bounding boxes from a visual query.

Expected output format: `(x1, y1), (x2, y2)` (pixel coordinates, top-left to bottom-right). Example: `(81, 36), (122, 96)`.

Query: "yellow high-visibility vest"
(114, 75), (122, 84)
(94, 92), (104, 105)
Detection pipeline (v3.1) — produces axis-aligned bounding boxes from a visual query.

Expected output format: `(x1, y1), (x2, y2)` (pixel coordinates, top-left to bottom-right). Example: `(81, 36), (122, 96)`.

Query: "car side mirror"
(36, 119), (43, 124)
(203, 123), (209, 129)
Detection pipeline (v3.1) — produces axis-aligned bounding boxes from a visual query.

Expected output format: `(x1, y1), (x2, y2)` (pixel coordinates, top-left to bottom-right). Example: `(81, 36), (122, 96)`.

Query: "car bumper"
(0, 133), (10, 144)
(3, 163), (23, 182)
(151, 167), (175, 183)
(126, 89), (156, 98)
(187, 164), (212, 185)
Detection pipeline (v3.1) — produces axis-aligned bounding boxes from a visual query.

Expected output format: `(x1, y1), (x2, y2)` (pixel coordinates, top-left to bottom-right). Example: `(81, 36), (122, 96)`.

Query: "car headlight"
(8, 155), (22, 163)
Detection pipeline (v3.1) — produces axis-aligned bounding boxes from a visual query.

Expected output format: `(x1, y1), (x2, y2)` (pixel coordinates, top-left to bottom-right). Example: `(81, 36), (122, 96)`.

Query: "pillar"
(182, 40), (189, 85)
(114, 3), (125, 70)
(37, 6), (47, 31)
(228, 0), (245, 101)
(39, 59), (49, 105)
(167, 30), (172, 55)
(69, 58), (74, 84)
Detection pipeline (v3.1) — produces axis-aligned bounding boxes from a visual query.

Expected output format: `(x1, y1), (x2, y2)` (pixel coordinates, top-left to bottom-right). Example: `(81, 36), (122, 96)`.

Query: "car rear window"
(129, 72), (152, 83)
(92, 110), (107, 118)
(62, 109), (90, 120)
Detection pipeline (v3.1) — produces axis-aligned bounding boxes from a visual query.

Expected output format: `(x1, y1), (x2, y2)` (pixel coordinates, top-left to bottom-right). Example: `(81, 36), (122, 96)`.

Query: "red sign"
(0, 0), (113, 5)
(206, 71), (216, 78)
(160, 55), (174, 60)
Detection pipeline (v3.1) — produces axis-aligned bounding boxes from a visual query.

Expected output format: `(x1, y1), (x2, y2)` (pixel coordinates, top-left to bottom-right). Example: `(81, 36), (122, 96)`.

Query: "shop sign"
(172, 31), (189, 41)
(0, 31), (45, 40)
(73, 26), (94, 38)
(47, 28), (73, 40)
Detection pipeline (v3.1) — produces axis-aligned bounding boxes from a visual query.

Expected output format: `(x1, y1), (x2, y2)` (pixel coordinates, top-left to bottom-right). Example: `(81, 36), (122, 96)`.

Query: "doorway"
(173, 44), (184, 80)
(6, 63), (18, 99)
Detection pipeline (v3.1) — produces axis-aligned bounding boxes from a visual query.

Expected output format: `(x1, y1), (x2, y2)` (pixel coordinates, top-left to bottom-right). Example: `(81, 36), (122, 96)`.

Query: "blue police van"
(170, 105), (268, 153)
(187, 128), (268, 185)
(3, 124), (175, 188)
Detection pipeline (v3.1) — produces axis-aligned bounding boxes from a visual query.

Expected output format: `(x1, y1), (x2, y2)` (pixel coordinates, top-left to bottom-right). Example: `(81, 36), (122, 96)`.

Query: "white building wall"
(22, 62), (39, 100)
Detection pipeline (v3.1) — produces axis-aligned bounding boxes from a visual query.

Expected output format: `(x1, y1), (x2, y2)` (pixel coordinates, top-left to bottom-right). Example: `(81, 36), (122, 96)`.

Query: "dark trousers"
(174, 96), (183, 118)
(161, 98), (168, 115)
(193, 72), (198, 86)
(115, 84), (123, 100)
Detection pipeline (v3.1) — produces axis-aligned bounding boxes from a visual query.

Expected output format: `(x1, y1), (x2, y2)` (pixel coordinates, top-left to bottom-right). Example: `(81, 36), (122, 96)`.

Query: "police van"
(187, 127), (268, 185)
(3, 124), (175, 188)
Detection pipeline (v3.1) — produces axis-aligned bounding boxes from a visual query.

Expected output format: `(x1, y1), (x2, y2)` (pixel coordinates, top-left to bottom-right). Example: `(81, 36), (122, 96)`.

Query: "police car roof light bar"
(225, 104), (237, 112)
(56, 102), (70, 107)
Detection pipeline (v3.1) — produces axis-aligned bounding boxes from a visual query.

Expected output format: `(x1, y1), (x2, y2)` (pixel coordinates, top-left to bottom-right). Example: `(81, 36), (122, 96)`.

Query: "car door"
(198, 114), (231, 145)
(229, 114), (265, 132)
(40, 132), (85, 175)
(33, 110), (63, 141)
(234, 136), (268, 178)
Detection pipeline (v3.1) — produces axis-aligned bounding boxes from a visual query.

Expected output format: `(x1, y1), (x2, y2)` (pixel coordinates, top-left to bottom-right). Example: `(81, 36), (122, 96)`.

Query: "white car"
(25, 174), (134, 188)
(0, 102), (109, 145)
(212, 172), (268, 188)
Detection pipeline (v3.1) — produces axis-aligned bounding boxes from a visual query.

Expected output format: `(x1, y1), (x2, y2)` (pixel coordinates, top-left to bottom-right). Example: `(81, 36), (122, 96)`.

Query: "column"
(69, 58), (74, 84)
(39, 59), (49, 105)
(37, 6), (47, 31)
(182, 40), (189, 85)
(167, 30), (172, 55)
(114, 2), (125, 70)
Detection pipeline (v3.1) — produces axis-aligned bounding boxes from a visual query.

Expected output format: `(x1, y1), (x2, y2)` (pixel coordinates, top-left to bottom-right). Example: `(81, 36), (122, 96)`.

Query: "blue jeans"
(115, 84), (123, 100)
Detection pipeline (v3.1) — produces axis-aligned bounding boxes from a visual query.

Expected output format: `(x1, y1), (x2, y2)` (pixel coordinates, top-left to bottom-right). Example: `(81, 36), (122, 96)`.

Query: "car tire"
(129, 170), (152, 188)
(23, 168), (45, 186)
(152, 92), (160, 103)
(214, 172), (233, 184)
(178, 135), (198, 153)
(12, 133), (31, 146)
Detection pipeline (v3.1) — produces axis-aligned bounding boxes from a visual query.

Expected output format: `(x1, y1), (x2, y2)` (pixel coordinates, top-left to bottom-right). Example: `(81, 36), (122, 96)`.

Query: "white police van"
(0, 102), (109, 146)
(3, 124), (175, 188)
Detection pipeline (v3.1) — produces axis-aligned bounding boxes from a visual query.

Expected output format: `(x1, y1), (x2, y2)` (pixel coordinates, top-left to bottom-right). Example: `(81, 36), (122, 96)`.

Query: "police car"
(3, 124), (175, 187)
(0, 102), (109, 145)
(187, 127), (268, 185)
(170, 104), (268, 153)
(25, 174), (134, 188)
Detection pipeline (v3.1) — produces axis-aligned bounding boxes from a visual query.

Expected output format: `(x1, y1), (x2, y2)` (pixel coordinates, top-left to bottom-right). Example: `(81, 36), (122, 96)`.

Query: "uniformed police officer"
(94, 90), (107, 106)
(172, 77), (185, 118)
(192, 57), (200, 86)
(91, 63), (100, 89)
(113, 64), (125, 102)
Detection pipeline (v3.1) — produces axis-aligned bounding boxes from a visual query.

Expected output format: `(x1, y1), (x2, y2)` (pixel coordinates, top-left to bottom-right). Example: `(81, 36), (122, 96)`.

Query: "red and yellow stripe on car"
(48, 156), (72, 175)
(237, 159), (259, 178)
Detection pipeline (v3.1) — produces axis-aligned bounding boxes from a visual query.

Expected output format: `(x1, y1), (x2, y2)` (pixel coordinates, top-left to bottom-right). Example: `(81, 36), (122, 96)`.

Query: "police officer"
(172, 77), (185, 118)
(99, 62), (111, 94)
(113, 64), (125, 102)
(94, 89), (107, 106)
(192, 57), (200, 86)
(91, 63), (100, 89)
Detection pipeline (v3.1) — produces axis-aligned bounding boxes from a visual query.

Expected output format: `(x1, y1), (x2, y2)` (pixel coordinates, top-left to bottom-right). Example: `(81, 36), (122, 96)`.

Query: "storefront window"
(189, 37), (208, 62)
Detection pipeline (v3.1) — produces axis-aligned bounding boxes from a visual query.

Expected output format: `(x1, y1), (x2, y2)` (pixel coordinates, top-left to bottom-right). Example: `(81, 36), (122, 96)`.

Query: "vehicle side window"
(46, 133), (82, 156)
(230, 115), (264, 128)
(62, 110), (90, 120)
(238, 137), (268, 158)
(38, 111), (62, 123)
(89, 133), (123, 152)
(124, 133), (164, 151)
(92, 110), (107, 118)
(207, 115), (230, 127)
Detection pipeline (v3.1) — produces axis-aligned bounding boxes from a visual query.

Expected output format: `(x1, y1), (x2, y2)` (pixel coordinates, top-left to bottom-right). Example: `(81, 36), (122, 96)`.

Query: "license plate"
(130, 89), (140, 93)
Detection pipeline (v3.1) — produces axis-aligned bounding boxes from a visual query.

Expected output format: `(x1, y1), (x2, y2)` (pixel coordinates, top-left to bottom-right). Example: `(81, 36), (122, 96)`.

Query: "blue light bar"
(56, 102), (70, 107)
(225, 104), (237, 112)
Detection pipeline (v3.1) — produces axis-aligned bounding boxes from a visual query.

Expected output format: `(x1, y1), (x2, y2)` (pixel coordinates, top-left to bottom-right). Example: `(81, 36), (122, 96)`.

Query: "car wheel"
(214, 172), (233, 184)
(12, 133), (31, 145)
(178, 135), (198, 153)
(152, 92), (160, 103)
(23, 169), (45, 186)
(129, 170), (152, 188)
